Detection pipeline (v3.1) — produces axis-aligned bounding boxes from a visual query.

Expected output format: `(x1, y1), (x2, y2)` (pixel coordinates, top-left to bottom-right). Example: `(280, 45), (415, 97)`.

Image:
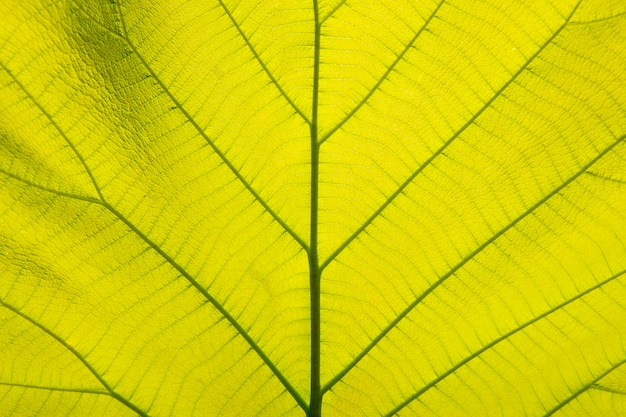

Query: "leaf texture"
(1, 0), (625, 416)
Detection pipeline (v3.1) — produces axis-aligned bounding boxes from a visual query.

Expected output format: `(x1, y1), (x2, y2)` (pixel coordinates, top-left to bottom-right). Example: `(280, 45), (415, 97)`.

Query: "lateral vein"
(1, 54), (308, 412)
(0, 301), (150, 417)
(322, 130), (624, 394)
(101, 202), (309, 413)
(544, 358), (626, 417)
(0, 381), (109, 396)
(320, 1), (581, 270)
(113, 1), (308, 251)
(319, 0), (446, 144)
(0, 169), (101, 205)
(215, 0), (311, 124)
(383, 268), (626, 416)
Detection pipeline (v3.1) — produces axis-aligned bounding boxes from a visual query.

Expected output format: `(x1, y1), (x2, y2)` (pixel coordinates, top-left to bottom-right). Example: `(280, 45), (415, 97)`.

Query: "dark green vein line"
(114, 1), (308, 251)
(585, 171), (626, 185)
(543, 357), (626, 417)
(320, 0), (348, 24)
(382, 268), (626, 416)
(322, 131), (624, 395)
(309, 1), (322, 416)
(318, 0), (446, 145)
(570, 10), (626, 25)
(215, 0), (311, 124)
(319, 2), (580, 271)
(101, 202), (308, 413)
(0, 301), (150, 417)
(592, 383), (626, 395)
(0, 62), (105, 202)
(1, 57), (307, 412)
(0, 382), (109, 396)
(0, 169), (101, 205)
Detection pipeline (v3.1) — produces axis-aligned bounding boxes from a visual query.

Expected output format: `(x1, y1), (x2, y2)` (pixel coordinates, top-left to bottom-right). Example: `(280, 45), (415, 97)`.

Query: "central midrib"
(309, 0), (322, 416)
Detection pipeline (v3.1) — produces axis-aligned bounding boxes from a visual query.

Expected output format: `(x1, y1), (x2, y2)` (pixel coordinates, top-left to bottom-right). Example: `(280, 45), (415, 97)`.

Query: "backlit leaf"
(1, 0), (625, 416)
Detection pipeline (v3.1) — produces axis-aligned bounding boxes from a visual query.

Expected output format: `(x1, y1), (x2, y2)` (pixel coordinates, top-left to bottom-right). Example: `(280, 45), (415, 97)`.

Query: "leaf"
(1, 0), (625, 416)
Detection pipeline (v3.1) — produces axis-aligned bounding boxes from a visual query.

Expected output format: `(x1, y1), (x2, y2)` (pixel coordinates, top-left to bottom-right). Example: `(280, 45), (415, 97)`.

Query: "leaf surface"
(1, 0), (626, 416)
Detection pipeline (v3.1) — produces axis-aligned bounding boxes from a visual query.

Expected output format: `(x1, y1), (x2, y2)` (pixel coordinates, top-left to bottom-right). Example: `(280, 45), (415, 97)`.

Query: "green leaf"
(1, 0), (625, 416)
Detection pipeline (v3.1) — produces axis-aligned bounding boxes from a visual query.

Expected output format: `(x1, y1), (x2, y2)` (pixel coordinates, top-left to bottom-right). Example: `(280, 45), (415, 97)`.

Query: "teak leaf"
(1, 0), (626, 416)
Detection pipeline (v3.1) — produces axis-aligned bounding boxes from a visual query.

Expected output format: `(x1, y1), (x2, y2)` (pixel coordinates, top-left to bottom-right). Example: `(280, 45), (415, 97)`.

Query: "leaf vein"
(0, 301), (150, 417)
(320, 0), (348, 24)
(322, 131), (624, 394)
(0, 62), (104, 201)
(543, 357), (626, 417)
(320, 1), (582, 270)
(0, 382), (109, 396)
(113, 1), (308, 251)
(570, 10), (626, 25)
(1, 58), (307, 413)
(0, 169), (101, 205)
(318, 0), (446, 144)
(383, 268), (626, 416)
(215, 0), (311, 124)
(591, 383), (626, 396)
(100, 202), (309, 413)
